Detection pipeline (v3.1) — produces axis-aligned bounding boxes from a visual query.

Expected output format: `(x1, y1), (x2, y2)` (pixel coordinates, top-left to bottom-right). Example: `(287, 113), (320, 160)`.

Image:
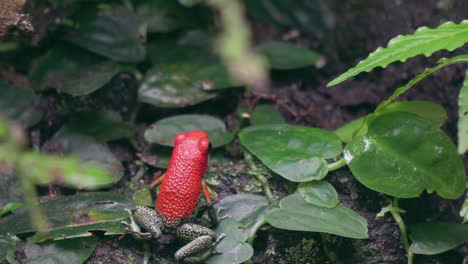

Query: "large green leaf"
(345, 112), (465, 199)
(136, 0), (197, 33)
(458, 70), (468, 154)
(335, 101), (447, 143)
(297, 180), (339, 208)
(65, 6), (146, 63)
(0, 192), (132, 240)
(144, 115), (233, 148)
(328, 21), (468, 86)
(250, 104), (285, 126)
(239, 124), (343, 182)
(0, 81), (42, 127)
(215, 194), (270, 240)
(256, 41), (321, 70)
(265, 194), (368, 239)
(21, 237), (98, 264)
(409, 222), (468, 255)
(206, 218), (254, 264)
(29, 45), (121, 96)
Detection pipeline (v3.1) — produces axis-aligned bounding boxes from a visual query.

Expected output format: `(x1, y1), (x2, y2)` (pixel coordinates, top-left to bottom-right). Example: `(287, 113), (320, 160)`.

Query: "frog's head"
(174, 130), (211, 154)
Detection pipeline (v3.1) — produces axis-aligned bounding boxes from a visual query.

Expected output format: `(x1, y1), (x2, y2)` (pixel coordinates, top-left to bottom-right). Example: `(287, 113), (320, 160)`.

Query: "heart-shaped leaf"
(0, 192), (133, 240)
(239, 124), (343, 182)
(297, 180), (339, 208)
(256, 41), (321, 70)
(250, 104), (285, 126)
(29, 45), (121, 96)
(21, 237), (98, 264)
(215, 194), (270, 240)
(335, 101), (447, 143)
(409, 222), (468, 255)
(0, 81), (42, 127)
(65, 6), (145, 63)
(206, 218), (254, 264)
(266, 194), (368, 239)
(345, 112), (465, 199)
(145, 115), (233, 148)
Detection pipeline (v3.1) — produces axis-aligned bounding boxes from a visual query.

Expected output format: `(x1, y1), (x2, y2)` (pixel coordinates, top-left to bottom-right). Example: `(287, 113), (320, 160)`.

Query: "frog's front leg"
(174, 223), (225, 263)
(121, 206), (165, 239)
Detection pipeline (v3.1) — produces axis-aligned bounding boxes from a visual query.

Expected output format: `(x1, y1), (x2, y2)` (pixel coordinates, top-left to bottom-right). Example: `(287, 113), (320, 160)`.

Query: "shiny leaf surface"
(409, 222), (468, 255)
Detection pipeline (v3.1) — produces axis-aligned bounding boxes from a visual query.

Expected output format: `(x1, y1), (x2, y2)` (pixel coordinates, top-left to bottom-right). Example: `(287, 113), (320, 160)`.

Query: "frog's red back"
(156, 130), (210, 228)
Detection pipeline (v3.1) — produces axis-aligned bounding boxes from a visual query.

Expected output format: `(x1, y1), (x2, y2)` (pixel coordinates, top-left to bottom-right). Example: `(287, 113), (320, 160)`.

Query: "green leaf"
(256, 41), (321, 70)
(0, 81), (43, 127)
(215, 194), (270, 240)
(250, 104), (285, 126)
(0, 168), (22, 206)
(136, 0), (197, 33)
(328, 20), (468, 86)
(132, 188), (153, 207)
(139, 147), (172, 169)
(178, 0), (202, 7)
(206, 218), (254, 264)
(22, 236), (98, 264)
(63, 110), (134, 142)
(239, 124), (343, 182)
(29, 45), (121, 96)
(460, 193), (468, 224)
(265, 194), (368, 239)
(0, 203), (22, 217)
(458, 70), (468, 154)
(65, 6), (146, 63)
(0, 192), (132, 239)
(0, 234), (20, 264)
(409, 222), (468, 255)
(49, 131), (123, 184)
(144, 115), (233, 148)
(345, 112), (465, 199)
(335, 101), (447, 143)
(297, 180), (339, 208)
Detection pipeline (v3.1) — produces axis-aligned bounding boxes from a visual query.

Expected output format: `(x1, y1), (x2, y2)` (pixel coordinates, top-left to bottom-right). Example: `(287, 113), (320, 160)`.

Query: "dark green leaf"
(0, 234), (20, 264)
(22, 236), (98, 264)
(0, 203), (22, 217)
(297, 180), (339, 208)
(29, 45), (121, 96)
(335, 101), (447, 143)
(256, 41), (321, 70)
(144, 115), (233, 148)
(250, 104), (285, 126)
(216, 194), (270, 240)
(0, 81), (42, 127)
(458, 70), (468, 154)
(409, 222), (468, 255)
(136, 0), (197, 33)
(345, 112), (465, 199)
(266, 194), (368, 239)
(65, 6), (146, 63)
(239, 124), (343, 182)
(0, 192), (133, 239)
(178, 0), (202, 7)
(206, 218), (254, 264)
(64, 110), (134, 142)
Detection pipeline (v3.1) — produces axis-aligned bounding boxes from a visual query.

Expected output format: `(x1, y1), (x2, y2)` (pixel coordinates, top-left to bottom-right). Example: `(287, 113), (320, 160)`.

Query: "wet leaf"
(216, 194), (270, 240)
(335, 101), (447, 143)
(0, 234), (20, 264)
(29, 45), (121, 96)
(250, 104), (285, 126)
(256, 41), (321, 69)
(21, 236), (98, 264)
(0, 81), (42, 127)
(50, 131), (124, 184)
(266, 194), (368, 239)
(458, 70), (468, 154)
(136, 0), (197, 33)
(409, 222), (468, 255)
(345, 112), (465, 199)
(0, 192), (133, 239)
(297, 180), (339, 208)
(239, 124), (343, 182)
(206, 218), (254, 264)
(65, 6), (146, 63)
(0, 202), (22, 217)
(145, 115), (233, 148)
(64, 110), (134, 142)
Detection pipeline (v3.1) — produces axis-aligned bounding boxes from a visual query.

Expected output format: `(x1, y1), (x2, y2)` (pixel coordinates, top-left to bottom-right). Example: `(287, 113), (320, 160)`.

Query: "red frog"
(122, 130), (224, 263)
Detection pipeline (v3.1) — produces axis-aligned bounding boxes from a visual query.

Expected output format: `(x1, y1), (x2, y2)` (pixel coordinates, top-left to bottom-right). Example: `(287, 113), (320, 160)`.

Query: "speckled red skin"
(156, 130), (210, 229)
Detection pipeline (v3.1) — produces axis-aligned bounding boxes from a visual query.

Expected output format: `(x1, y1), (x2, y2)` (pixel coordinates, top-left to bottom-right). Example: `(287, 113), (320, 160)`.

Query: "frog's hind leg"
(174, 223), (224, 263)
(121, 206), (164, 240)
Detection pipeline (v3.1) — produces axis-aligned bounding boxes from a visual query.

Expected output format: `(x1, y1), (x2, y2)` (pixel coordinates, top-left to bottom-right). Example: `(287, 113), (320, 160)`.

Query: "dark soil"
(1, 0), (467, 263)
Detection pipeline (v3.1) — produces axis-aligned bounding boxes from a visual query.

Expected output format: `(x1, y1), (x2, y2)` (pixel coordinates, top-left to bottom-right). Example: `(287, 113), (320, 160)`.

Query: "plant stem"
(389, 198), (414, 264)
(244, 153), (278, 206)
(327, 158), (347, 172)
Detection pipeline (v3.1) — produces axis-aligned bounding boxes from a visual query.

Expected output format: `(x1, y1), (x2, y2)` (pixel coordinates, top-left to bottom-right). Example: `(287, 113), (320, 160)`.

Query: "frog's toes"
(214, 233), (226, 246)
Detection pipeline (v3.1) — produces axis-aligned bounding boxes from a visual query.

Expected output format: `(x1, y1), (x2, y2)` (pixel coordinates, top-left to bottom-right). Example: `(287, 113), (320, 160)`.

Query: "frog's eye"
(174, 132), (187, 145)
(198, 138), (210, 151)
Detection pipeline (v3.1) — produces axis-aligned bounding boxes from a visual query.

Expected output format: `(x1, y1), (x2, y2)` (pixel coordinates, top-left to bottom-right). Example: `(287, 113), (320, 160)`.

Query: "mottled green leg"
(121, 206), (165, 239)
(174, 223), (224, 263)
